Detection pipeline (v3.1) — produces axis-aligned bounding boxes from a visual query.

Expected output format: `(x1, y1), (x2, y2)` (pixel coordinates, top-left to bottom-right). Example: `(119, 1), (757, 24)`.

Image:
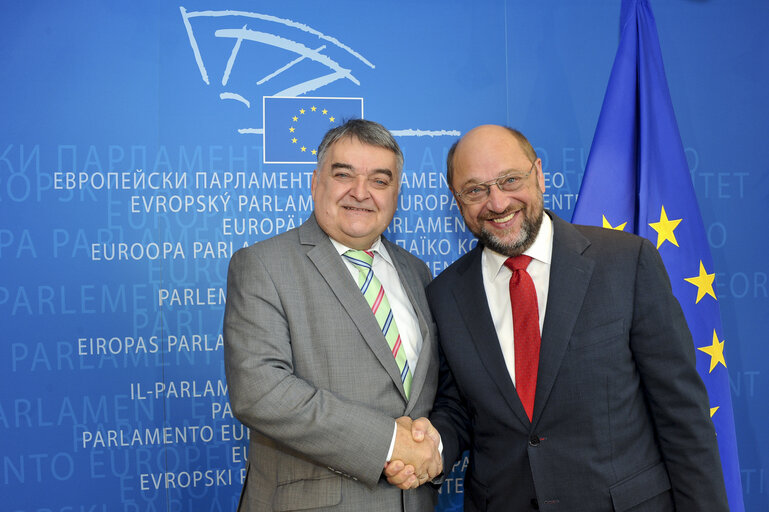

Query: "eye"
(465, 185), (485, 196)
(503, 176), (519, 185)
(333, 171), (352, 180)
(368, 173), (393, 189)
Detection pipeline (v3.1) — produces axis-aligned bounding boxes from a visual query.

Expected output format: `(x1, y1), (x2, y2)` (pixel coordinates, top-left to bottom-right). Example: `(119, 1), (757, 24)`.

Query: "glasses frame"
(454, 161), (537, 205)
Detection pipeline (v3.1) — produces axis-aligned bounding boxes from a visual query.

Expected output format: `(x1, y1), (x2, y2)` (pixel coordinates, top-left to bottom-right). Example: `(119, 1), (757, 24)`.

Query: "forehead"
(453, 130), (529, 183)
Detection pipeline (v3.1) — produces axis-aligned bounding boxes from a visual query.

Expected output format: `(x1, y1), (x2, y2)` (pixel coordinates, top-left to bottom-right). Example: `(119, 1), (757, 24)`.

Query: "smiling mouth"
(343, 206), (373, 213)
(487, 210), (517, 224)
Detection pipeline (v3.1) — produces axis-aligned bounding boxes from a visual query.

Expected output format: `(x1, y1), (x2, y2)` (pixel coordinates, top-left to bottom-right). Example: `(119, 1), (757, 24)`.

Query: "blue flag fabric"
(571, 0), (744, 509)
(263, 96), (364, 164)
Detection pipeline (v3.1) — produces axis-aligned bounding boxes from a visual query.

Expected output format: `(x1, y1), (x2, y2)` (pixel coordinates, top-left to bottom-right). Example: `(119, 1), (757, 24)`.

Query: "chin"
(475, 228), (531, 257)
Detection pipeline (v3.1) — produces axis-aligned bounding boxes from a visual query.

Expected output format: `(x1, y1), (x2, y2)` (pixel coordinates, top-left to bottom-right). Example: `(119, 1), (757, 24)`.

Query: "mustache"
(480, 207), (519, 221)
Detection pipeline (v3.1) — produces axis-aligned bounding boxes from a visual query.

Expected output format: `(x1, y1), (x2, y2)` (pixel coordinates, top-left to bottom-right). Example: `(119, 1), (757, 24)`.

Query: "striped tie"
(344, 249), (412, 398)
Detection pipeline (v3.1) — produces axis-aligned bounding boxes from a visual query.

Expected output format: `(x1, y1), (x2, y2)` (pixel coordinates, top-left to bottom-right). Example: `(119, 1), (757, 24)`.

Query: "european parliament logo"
(263, 96), (363, 164)
(179, 7), (373, 140)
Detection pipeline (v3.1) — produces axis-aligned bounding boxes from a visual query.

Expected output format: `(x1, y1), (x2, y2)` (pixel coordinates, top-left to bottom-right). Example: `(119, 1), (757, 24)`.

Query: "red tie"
(504, 255), (541, 422)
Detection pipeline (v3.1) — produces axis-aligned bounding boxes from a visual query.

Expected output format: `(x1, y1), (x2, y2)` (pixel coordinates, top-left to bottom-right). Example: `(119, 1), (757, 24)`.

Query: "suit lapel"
(452, 247), (532, 427)
(532, 213), (594, 426)
(300, 217), (409, 400)
(383, 238), (434, 412)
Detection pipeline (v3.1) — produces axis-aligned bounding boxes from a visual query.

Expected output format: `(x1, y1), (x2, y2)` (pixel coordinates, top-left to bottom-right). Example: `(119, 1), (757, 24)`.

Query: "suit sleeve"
(630, 239), (729, 511)
(223, 247), (395, 488)
(426, 285), (473, 472)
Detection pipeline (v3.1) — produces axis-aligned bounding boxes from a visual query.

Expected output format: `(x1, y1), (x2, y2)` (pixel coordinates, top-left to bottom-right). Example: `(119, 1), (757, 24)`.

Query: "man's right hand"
(385, 417), (442, 489)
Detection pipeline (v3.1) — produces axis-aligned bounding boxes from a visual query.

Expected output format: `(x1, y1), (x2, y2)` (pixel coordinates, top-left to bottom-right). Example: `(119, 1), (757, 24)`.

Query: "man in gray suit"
(223, 119), (441, 511)
(388, 124), (728, 510)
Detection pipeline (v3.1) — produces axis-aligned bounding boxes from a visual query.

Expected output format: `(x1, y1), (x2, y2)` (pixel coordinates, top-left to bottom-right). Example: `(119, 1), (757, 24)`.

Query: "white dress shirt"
(330, 237), (423, 372)
(330, 237), (424, 462)
(481, 213), (553, 386)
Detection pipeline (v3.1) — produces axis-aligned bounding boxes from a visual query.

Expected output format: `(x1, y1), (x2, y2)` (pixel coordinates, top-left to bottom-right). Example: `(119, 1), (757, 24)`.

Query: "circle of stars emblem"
(289, 105), (340, 156)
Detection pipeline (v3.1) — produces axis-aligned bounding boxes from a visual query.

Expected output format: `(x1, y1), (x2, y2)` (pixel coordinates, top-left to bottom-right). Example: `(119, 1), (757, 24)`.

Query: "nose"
(485, 184), (510, 212)
(349, 175), (370, 200)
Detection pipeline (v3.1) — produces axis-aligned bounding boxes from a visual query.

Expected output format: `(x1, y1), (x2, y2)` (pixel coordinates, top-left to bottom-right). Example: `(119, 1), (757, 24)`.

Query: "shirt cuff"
(386, 421), (397, 461)
(386, 421), (443, 462)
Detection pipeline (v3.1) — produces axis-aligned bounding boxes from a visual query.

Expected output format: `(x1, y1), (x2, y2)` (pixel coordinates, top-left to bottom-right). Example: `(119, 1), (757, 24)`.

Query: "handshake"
(384, 416), (442, 489)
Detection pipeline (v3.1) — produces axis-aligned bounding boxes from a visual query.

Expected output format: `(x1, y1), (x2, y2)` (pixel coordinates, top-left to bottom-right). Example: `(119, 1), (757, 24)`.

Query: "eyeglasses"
(454, 161), (536, 205)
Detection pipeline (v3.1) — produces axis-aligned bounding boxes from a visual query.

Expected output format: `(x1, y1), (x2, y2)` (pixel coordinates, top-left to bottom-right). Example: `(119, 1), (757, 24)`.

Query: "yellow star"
(311, 149), (317, 155)
(684, 261), (716, 303)
(289, 127), (295, 133)
(299, 108), (305, 114)
(311, 106), (317, 112)
(322, 109), (328, 115)
(292, 116), (298, 122)
(329, 116), (335, 122)
(710, 406), (719, 418)
(602, 215), (627, 231)
(301, 146), (306, 152)
(698, 329), (727, 373)
(291, 138), (297, 144)
(648, 205), (682, 249)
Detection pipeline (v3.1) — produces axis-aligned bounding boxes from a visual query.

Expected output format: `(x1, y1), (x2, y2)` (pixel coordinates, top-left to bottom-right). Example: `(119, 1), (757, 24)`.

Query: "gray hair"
(317, 118), (403, 173)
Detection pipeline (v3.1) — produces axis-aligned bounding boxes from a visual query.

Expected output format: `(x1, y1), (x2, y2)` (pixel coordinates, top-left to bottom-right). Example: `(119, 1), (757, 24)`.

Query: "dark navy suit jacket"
(428, 211), (728, 511)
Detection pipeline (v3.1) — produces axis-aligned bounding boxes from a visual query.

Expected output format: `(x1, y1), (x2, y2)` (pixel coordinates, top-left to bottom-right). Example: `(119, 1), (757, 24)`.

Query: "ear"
(310, 169), (318, 199)
(535, 159), (546, 194)
(451, 189), (465, 215)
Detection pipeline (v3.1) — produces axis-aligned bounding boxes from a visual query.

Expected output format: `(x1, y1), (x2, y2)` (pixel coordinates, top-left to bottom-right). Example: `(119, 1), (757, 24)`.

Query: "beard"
(471, 194), (544, 257)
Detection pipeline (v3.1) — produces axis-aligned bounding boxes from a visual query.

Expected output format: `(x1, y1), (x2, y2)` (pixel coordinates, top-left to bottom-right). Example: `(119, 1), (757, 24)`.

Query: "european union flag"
(263, 96), (364, 164)
(572, 0), (744, 509)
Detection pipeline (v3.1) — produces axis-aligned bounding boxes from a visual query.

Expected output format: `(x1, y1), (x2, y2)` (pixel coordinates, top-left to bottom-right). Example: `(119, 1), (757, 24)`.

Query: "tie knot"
(504, 254), (532, 272)
(344, 249), (374, 267)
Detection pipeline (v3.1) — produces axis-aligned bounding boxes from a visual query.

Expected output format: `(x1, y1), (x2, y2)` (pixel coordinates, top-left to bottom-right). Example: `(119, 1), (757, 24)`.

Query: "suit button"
(529, 435), (540, 446)
(530, 498), (539, 509)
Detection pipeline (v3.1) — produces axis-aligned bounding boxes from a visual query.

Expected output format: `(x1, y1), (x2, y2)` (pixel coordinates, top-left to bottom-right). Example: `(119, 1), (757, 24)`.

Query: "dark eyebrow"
(329, 163), (393, 179)
(371, 169), (393, 179)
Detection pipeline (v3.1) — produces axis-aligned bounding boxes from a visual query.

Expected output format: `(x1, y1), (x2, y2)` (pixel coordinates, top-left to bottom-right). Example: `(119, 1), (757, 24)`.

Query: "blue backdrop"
(2, 1), (767, 510)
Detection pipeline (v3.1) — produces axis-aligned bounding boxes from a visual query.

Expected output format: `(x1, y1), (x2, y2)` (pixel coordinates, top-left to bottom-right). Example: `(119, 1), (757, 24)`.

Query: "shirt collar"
(329, 236), (393, 266)
(483, 211), (554, 279)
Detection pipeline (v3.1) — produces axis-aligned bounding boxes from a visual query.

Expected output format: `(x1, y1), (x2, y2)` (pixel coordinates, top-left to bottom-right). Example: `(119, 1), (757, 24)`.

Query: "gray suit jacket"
(223, 214), (438, 511)
(428, 211), (728, 511)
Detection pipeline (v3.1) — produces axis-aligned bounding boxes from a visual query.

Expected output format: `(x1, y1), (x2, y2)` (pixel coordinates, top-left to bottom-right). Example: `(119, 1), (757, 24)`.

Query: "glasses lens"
(458, 164), (534, 204)
(498, 174), (524, 192)
(460, 187), (485, 204)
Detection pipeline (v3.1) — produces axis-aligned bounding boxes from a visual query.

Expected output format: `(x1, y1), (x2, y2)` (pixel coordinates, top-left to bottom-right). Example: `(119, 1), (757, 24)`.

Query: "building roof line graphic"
(214, 28), (359, 96)
(180, 6), (375, 87)
(257, 45), (327, 86)
(220, 92), (250, 107)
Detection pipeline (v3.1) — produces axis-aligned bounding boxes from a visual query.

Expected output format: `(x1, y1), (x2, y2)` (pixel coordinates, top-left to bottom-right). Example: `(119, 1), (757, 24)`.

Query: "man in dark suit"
(387, 124), (728, 511)
(224, 119), (441, 511)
